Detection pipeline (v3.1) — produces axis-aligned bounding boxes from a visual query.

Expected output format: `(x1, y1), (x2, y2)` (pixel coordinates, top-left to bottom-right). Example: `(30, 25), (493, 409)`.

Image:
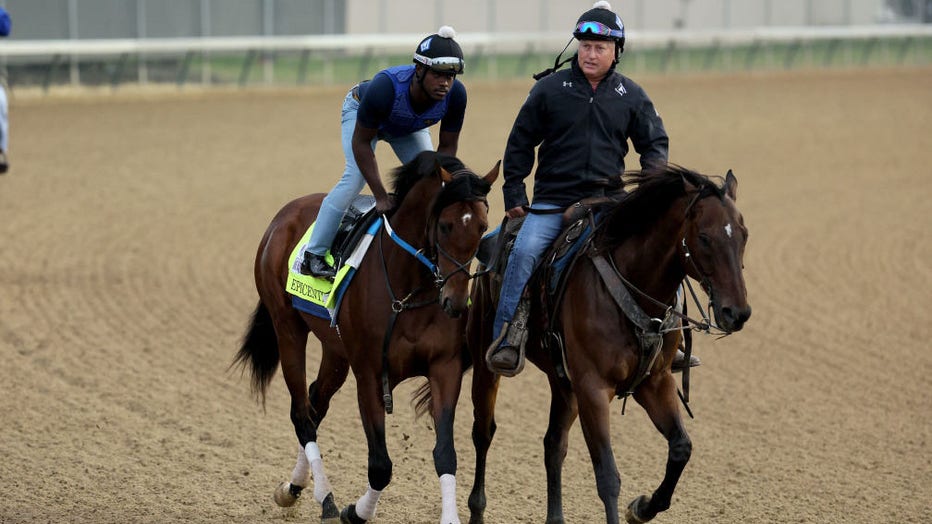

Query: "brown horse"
(466, 165), (750, 524)
(234, 151), (499, 523)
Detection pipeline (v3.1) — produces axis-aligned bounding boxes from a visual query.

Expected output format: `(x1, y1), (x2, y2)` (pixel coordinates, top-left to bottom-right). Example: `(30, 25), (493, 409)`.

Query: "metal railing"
(2, 25), (929, 91)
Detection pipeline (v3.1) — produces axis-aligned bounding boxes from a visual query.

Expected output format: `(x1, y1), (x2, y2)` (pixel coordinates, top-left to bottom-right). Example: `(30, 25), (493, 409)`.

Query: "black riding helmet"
(413, 26), (465, 75)
(533, 1), (626, 80)
(574, 1), (626, 60)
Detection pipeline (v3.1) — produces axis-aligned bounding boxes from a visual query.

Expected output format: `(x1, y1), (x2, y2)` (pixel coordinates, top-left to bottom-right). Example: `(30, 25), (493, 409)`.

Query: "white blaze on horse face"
(725, 223), (733, 238)
(462, 212), (473, 227)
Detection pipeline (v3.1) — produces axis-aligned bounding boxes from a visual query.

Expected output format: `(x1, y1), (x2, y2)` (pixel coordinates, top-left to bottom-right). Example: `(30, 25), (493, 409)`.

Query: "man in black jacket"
(487, 1), (696, 375)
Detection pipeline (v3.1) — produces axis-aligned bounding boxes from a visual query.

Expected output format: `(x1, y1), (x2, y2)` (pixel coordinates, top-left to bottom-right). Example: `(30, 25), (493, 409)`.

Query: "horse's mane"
(595, 163), (726, 248)
(389, 151), (490, 214)
(390, 151), (464, 203)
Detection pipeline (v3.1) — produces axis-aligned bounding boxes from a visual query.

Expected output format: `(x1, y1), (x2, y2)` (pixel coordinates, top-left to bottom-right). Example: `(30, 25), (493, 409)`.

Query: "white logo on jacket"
(563, 81), (573, 87)
(615, 82), (627, 96)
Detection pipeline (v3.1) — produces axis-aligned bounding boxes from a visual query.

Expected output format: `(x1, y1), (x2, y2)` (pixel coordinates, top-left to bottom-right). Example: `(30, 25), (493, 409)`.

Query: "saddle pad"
(547, 218), (593, 294)
(286, 217), (383, 324)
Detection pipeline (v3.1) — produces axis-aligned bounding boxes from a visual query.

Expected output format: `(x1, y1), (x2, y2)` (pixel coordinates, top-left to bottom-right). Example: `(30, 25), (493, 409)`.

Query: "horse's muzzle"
(717, 304), (752, 332)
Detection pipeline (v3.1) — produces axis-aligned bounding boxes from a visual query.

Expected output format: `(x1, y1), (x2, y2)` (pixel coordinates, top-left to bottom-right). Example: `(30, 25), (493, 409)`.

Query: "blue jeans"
(306, 88), (434, 256)
(492, 203), (564, 342)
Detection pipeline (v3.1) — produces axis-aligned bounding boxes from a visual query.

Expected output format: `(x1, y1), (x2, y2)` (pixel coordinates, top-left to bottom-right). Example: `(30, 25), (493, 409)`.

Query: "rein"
(602, 248), (731, 337)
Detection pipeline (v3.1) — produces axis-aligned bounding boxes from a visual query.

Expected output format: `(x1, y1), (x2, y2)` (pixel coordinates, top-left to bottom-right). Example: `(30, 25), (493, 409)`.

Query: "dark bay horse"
(235, 151), (499, 523)
(466, 165), (751, 524)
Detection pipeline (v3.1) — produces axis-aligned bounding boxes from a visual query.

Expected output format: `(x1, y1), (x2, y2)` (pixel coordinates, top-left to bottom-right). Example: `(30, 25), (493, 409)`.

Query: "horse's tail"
(413, 380), (432, 419)
(412, 340), (472, 419)
(232, 300), (280, 407)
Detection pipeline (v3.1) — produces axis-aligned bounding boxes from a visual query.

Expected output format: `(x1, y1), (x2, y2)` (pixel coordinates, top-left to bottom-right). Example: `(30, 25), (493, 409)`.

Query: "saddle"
(330, 195), (378, 268)
(479, 197), (618, 379)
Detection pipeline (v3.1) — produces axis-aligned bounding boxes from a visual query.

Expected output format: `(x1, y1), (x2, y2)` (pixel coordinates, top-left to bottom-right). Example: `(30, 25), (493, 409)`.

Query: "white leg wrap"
(355, 484), (382, 521)
(304, 442), (333, 504)
(439, 474), (461, 524)
(290, 446), (311, 487)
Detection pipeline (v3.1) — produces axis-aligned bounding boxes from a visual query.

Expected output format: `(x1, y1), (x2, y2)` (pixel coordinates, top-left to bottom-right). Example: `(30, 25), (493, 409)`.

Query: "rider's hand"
(505, 206), (526, 219)
(376, 194), (396, 214)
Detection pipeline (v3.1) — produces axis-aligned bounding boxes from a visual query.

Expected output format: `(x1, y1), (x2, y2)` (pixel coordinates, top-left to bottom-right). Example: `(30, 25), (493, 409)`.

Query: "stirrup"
(485, 299), (530, 376)
(300, 251), (336, 279)
(485, 333), (525, 377)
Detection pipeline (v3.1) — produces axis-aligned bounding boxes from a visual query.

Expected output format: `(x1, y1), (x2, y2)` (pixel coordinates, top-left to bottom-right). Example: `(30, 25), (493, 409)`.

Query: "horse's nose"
(720, 305), (751, 332)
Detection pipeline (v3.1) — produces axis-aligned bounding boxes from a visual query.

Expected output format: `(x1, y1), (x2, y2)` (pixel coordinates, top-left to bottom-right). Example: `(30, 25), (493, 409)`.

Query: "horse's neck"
(610, 207), (685, 308)
(381, 199), (431, 285)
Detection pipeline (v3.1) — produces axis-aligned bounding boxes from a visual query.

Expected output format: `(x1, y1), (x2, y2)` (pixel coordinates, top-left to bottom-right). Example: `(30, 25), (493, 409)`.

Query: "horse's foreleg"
(467, 280), (500, 524)
(576, 384), (622, 524)
(467, 357), (501, 523)
(430, 360), (466, 524)
(627, 373), (691, 524)
(543, 378), (578, 524)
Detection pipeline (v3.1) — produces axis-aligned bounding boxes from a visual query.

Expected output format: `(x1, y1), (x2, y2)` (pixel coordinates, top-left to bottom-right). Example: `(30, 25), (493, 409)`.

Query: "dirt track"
(1, 68), (930, 523)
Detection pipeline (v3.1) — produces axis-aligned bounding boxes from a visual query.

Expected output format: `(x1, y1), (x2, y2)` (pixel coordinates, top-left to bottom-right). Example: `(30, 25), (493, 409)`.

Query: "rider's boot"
(300, 251), (336, 280)
(672, 348), (701, 372)
(486, 298), (530, 376)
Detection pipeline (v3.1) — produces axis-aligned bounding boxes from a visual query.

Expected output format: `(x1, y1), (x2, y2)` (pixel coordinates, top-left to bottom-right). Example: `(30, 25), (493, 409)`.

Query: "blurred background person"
(0, 5), (10, 174)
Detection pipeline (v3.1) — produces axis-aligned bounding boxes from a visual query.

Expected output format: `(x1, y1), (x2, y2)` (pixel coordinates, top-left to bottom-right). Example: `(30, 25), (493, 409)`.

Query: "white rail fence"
(1, 24), (929, 91)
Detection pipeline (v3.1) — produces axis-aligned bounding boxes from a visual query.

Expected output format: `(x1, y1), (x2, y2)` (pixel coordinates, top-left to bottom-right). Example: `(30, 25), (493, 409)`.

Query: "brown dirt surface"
(1, 68), (930, 523)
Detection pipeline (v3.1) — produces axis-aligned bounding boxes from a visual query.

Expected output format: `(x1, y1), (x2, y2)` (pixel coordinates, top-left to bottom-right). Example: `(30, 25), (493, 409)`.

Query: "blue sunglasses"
(575, 21), (624, 39)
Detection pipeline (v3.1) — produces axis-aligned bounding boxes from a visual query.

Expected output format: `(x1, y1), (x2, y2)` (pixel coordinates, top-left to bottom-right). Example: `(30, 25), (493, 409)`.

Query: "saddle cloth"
(286, 196), (380, 324)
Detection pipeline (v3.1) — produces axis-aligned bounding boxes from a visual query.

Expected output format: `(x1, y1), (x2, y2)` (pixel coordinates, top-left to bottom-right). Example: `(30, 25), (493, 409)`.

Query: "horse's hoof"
(273, 482), (301, 507)
(320, 492), (341, 522)
(625, 495), (652, 524)
(341, 503), (367, 524)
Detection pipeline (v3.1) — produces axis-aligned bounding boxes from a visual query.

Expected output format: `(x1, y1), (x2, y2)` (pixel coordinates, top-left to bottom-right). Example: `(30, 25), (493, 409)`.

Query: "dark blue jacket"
(502, 57), (668, 209)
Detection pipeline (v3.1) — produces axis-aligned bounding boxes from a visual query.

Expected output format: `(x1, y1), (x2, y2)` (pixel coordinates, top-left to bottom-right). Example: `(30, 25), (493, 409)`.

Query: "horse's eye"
(697, 233), (712, 247)
(439, 222), (452, 236)
(479, 223), (488, 234)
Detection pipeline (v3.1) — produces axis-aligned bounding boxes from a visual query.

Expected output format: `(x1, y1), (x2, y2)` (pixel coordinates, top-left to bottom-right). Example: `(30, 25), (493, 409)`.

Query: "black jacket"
(502, 58), (669, 210)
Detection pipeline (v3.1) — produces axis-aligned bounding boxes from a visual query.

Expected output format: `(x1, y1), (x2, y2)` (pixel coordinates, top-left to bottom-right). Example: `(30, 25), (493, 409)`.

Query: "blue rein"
(381, 213), (440, 277)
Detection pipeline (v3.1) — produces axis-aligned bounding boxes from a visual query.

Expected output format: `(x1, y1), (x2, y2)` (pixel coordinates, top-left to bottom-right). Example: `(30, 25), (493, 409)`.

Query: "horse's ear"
(483, 160), (502, 185)
(439, 165), (454, 183)
(724, 169), (738, 201)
